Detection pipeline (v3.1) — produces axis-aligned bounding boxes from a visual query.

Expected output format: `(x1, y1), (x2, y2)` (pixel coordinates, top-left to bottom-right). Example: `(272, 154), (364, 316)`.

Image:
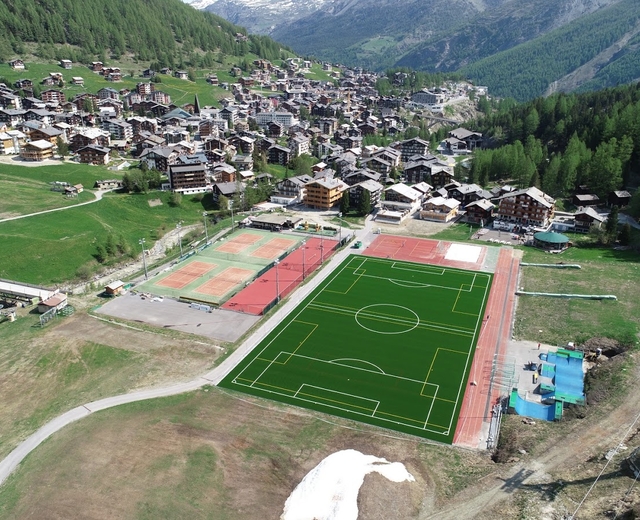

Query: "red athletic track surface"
(363, 235), (519, 448)
(221, 237), (338, 315)
(453, 247), (519, 448)
(364, 234), (487, 270)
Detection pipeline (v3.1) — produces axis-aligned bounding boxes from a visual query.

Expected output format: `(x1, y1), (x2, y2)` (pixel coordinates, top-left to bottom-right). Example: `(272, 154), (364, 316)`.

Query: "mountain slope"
(457, 0), (640, 100)
(396, 0), (620, 71)
(0, 0), (286, 65)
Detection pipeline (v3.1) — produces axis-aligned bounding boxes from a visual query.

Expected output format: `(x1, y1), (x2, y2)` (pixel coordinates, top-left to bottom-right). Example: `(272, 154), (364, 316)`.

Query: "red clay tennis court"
(194, 267), (254, 297)
(156, 261), (217, 289)
(251, 237), (298, 259)
(216, 233), (262, 254)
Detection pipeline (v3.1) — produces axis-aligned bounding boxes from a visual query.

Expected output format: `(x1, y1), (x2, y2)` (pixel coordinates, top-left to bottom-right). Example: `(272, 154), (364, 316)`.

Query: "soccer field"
(220, 255), (492, 443)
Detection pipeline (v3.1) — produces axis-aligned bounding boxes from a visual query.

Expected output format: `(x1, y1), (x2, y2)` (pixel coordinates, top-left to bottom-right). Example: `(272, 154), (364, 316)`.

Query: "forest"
(0, 0), (288, 68)
(466, 84), (640, 203)
(458, 0), (640, 101)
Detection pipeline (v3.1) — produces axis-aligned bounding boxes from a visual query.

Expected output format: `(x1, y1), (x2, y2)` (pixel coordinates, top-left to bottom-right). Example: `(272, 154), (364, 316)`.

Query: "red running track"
(452, 248), (520, 448)
(221, 237), (337, 315)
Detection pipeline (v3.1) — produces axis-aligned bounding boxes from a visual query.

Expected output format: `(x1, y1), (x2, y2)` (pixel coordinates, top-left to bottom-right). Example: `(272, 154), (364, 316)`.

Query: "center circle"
(354, 304), (420, 335)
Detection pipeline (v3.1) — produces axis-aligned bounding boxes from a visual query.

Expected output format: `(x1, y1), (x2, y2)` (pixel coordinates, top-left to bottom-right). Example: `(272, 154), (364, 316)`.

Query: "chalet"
(69, 128), (110, 152)
(41, 89), (66, 104)
(28, 126), (63, 145)
(213, 163), (237, 183)
(98, 87), (119, 100)
(361, 156), (391, 175)
(288, 135), (310, 157)
(104, 280), (125, 296)
(268, 144), (291, 166)
(343, 169), (382, 186)
(429, 164), (455, 189)
(78, 145), (110, 165)
(574, 207), (605, 233)
(348, 179), (383, 209)
(9, 59), (25, 70)
(169, 163), (208, 194)
(496, 186), (555, 228)
(0, 109), (25, 127)
(465, 199), (495, 224)
(139, 146), (178, 172)
(573, 193), (600, 207)
(448, 128), (483, 151)
(0, 130), (26, 154)
(273, 174), (313, 205)
(20, 140), (54, 161)
(59, 59), (72, 69)
(400, 137), (429, 162)
(137, 82), (154, 95)
(449, 183), (490, 207)
(212, 181), (244, 203)
(71, 77), (84, 86)
(377, 183), (423, 224)
(304, 177), (349, 209)
(174, 70), (189, 80)
(420, 197), (460, 222)
(267, 121), (283, 138)
(0, 96), (22, 115)
(14, 79), (33, 90)
(90, 62), (104, 73)
(609, 190), (631, 208)
(231, 154), (254, 171)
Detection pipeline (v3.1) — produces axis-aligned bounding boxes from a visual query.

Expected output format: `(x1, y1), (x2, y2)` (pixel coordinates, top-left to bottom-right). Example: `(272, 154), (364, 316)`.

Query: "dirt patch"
(148, 198), (162, 207)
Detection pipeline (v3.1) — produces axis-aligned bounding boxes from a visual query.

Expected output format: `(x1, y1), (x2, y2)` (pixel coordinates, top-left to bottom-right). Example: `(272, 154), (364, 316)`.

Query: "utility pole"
(176, 222), (183, 257)
(139, 238), (148, 280)
(230, 201), (234, 232)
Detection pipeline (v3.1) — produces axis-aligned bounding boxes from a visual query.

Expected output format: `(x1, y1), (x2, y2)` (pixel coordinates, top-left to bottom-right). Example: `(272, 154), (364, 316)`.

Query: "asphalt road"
(0, 215), (374, 487)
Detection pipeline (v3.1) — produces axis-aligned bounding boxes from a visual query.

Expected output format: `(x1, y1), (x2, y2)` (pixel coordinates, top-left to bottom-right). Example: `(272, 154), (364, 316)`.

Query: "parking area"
(96, 292), (260, 343)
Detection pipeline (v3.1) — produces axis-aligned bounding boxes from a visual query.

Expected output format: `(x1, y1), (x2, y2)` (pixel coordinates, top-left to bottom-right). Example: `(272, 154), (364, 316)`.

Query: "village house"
(447, 128), (483, 151)
(496, 186), (556, 228)
(273, 174), (314, 205)
(464, 199), (495, 224)
(574, 207), (605, 233)
(169, 162), (208, 194)
(77, 145), (110, 165)
(348, 179), (383, 209)
(20, 140), (54, 161)
(304, 177), (349, 209)
(9, 59), (25, 70)
(420, 196), (460, 222)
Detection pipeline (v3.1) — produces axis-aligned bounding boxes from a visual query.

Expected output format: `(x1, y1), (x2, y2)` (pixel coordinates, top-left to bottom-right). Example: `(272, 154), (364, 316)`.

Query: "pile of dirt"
(580, 336), (630, 357)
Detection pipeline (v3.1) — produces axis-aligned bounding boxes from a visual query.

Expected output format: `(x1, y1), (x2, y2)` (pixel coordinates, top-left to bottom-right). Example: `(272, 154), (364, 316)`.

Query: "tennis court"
(220, 255), (493, 443)
(136, 229), (304, 305)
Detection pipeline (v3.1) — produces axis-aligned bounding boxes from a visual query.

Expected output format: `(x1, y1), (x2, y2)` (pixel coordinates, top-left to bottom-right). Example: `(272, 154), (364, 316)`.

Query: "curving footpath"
(0, 189), (111, 224)
(0, 217), (374, 487)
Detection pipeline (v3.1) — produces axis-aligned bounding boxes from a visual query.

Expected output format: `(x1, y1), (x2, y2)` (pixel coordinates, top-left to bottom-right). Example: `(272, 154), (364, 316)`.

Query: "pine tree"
(340, 191), (350, 215)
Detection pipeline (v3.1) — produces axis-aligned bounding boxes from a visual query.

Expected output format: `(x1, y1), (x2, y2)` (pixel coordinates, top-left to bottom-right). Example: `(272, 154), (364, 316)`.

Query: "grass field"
(220, 255), (492, 443)
(0, 163), (114, 218)
(515, 246), (640, 346)
(0, 190), (208, 284)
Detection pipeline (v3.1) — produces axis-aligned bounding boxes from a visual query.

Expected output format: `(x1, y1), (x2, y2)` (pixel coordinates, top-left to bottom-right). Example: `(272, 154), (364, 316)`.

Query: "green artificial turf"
(220, 255), (492, 443)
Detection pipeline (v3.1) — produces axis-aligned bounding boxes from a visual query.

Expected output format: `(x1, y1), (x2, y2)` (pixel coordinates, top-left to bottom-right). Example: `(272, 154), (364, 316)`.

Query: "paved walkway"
(0, 215), (373, 487)
(0, 189), (110, 223)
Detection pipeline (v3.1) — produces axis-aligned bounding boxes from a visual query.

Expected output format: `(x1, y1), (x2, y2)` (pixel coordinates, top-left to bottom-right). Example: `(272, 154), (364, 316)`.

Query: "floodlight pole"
(230, 201), (234, 232)
(274, 259), (280, 303)
(203, 211), (209, 242)
(321, 234), (324, 263)
(302, 240), (306, 280)
(139, 238), (148, 280)
(338, 211), (342, 245)
(176, 222), (183, 257)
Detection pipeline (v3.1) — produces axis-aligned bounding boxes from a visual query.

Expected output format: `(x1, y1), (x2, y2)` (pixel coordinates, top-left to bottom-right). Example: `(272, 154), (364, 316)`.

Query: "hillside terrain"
(0, 0), (286, 67)
(185, 0), (640, 100)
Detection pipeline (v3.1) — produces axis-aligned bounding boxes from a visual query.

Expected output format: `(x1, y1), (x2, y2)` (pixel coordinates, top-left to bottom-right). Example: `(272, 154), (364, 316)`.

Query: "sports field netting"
(220, 255), (493, 443)
(136, 229), (304, 305)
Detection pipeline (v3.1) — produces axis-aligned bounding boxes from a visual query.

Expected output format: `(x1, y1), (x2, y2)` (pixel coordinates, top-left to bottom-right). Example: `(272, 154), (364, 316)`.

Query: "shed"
(104, 280), (125, 295)
(38, 292), (68, 313)
(533, 231), (570, 251)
